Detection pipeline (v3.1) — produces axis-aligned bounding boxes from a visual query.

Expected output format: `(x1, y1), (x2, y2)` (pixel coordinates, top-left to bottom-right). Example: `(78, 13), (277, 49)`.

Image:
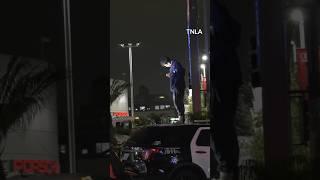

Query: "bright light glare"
(202, 55), (208, 61)
(188, 89), (192, 98)
(200, 64), (206, 69)
(290, 9), (304, 22)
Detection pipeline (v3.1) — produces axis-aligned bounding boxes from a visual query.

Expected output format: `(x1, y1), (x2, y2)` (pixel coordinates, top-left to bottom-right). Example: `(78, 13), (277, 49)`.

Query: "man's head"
(160, 56), (172, 68)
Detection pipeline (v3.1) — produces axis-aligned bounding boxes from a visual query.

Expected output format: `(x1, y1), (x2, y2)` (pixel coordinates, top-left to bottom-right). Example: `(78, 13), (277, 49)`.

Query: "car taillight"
(142, 148), (160, 160)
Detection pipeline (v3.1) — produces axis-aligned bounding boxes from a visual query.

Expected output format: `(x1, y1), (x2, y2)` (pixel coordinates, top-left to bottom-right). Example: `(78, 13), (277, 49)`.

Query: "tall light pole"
(63, 0), (76, 173)
(119, 43), (140, 118)
(290, 40), (297, 63)
(290, 9), (305, 48)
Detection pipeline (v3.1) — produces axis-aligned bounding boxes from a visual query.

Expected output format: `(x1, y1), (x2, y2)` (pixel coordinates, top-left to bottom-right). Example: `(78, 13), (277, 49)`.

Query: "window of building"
(96, 142), (109, 153)
(196, 130), (210, 146)
(140, 106), (146, 111)
(81, 149), (88, 155)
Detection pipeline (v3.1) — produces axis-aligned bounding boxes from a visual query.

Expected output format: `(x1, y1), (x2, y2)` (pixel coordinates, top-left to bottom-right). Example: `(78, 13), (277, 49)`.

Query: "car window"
(127, 127), (169, 146)
(196, 129), (210, 146)
(126, 128), (154, 146)
(161, 126), (199, 146)
(126, 126), (206, 147)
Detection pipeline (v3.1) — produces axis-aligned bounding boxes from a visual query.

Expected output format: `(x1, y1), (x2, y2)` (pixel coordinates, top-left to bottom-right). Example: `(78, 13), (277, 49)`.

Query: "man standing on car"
(160, 56), (186, 123)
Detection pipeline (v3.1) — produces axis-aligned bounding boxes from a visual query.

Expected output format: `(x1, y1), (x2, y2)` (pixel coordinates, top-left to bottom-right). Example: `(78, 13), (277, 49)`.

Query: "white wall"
(2, 86), (59, 161)
(110, 79), (129, 114)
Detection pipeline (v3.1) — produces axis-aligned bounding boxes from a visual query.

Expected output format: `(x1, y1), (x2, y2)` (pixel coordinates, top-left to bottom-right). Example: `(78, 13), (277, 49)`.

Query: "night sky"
(110, 0), (188, 97)
(0, 1), (108, 135)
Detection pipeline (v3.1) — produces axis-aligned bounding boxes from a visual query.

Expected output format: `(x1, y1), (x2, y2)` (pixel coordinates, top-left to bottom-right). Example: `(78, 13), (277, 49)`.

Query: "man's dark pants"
(172, 89), (185, 122)
(211, 79), (240, 179)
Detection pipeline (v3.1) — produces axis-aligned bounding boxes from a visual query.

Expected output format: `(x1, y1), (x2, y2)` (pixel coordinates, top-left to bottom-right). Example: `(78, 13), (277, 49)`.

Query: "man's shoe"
(175, 120), (184, 125)
(178, 115), (185, 123)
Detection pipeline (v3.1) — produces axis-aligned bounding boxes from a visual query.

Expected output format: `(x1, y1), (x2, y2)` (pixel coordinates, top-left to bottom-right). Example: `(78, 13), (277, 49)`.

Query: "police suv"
(120, 124), (212, 180)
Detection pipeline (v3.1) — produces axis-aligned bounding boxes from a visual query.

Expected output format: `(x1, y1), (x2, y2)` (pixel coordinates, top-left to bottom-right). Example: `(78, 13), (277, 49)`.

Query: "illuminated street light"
(200, 64), (206, 78)
(290, 9), (305, 48)
(202, 54), (208, 61)
(119, 42), (141, 118)
(290, 9), (304, 22)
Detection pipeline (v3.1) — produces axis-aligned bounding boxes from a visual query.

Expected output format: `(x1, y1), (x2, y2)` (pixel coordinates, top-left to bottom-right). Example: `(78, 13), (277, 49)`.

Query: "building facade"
(0, 54), (60, 176)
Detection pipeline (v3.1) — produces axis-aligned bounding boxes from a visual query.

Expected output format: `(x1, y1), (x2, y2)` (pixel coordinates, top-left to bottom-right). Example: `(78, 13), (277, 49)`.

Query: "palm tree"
(235, 82), (255, 136)
(0, 56), (60, 180)
(109, 79), (129, 153)
(110, 79), (129, 104)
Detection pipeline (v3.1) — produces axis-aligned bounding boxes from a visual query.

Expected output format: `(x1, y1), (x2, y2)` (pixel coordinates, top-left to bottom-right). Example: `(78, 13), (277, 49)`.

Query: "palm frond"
(0, 56), (60, 143)
(110, 79), (129, 104)
(0, 57), (28, 103)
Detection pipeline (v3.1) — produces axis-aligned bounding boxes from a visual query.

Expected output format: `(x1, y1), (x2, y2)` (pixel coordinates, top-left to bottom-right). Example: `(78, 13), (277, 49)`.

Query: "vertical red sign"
(296, 48), (308, 91)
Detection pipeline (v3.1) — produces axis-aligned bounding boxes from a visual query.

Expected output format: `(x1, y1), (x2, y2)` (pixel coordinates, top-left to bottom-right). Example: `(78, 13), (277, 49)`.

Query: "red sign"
(13, 160), (60, 175)
(200, 75), (207, 91)
(296, 48), (308, 91)
(112, 112), (129, 117)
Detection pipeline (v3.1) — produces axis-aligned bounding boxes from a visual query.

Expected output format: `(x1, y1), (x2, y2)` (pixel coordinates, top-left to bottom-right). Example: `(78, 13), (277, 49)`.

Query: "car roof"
(145, 124), (210, 128)
(126, 124), (210, 147)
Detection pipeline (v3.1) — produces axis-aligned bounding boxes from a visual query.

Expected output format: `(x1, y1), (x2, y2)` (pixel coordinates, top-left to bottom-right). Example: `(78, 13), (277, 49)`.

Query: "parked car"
(120, 124), (215, 180)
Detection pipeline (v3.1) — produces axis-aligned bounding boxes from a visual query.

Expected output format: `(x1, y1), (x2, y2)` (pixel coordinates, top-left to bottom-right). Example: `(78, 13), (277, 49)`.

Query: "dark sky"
(110, 0), (188, 97)
(0, 1), (108, 134)
(0, 1), (107, 107)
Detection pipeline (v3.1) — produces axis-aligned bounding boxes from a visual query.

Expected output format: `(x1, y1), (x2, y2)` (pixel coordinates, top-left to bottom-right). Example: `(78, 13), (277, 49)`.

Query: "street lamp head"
(200, 64), (206, 69)
(290, 9), (304, 23)
(119, 44), (125, 48)
(202, 54), (208, 61)
(136, 42), (141, 46)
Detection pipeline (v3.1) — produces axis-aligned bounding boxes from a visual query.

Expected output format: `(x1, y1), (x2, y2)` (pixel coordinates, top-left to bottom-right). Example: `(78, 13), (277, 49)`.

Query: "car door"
(190, 127), (210, 178)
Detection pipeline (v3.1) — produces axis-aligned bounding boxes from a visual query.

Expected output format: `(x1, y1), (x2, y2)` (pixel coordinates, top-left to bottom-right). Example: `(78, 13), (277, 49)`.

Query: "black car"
(120, 124), (213, 180)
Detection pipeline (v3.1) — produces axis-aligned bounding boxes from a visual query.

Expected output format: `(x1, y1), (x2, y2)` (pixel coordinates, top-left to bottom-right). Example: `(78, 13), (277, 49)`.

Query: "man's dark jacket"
(169, 60), (186, 92)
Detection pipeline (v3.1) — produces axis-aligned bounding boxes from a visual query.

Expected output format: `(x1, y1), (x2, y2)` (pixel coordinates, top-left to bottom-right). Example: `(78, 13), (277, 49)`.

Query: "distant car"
(120, 124), (214, 180)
